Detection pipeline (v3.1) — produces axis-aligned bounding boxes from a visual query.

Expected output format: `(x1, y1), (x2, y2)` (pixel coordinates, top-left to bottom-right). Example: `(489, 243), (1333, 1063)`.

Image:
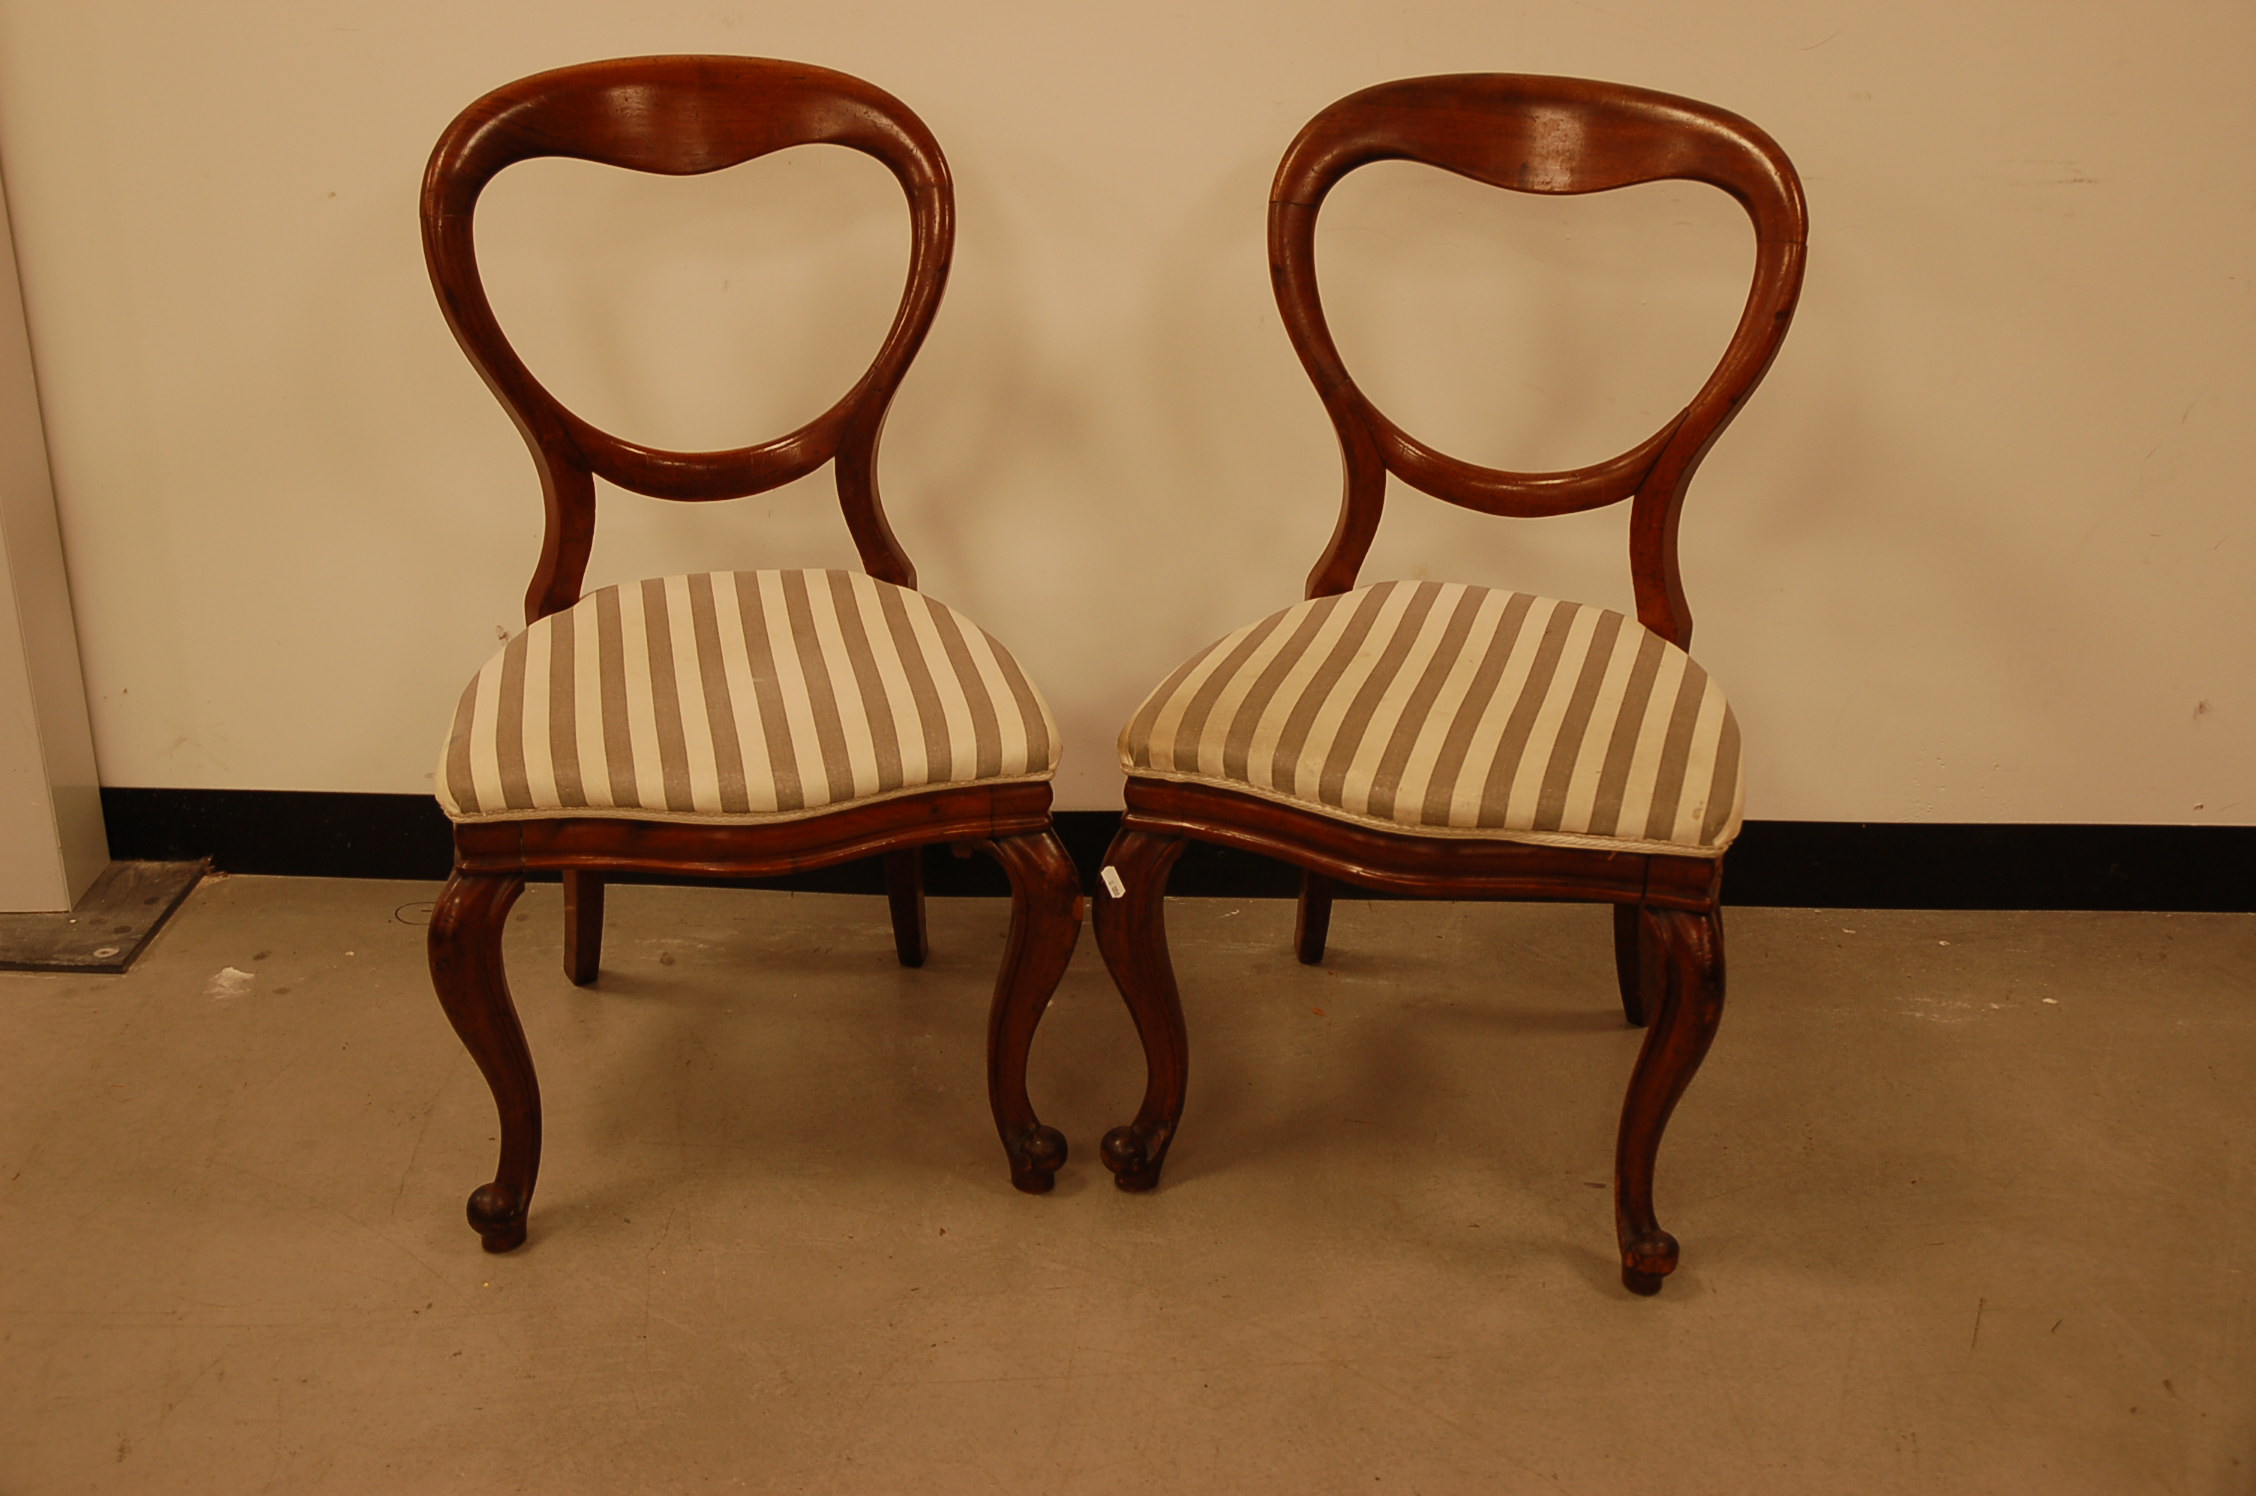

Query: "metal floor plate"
(0, 860), (207, 973)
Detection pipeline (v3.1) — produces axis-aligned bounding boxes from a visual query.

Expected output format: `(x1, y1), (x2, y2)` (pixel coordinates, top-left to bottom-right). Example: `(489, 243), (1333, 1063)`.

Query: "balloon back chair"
(421, 57), (1081, 1253)
(1094, 75), (1805, 1294)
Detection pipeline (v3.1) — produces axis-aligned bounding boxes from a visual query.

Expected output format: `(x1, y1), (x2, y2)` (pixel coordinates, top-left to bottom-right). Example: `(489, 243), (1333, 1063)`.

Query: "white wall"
(0, 0), (2246, 824)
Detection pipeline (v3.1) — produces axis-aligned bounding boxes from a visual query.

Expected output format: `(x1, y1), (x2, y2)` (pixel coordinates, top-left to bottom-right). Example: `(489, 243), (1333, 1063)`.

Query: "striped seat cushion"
(1120, 580), (1743, 856)
(439, 569), (1058, 824)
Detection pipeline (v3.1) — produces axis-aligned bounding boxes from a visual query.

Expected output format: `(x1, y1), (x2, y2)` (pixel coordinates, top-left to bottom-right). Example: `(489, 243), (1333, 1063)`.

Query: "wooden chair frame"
(421, 57), (1080, 1253)
(1093, 75), (1806, 1294)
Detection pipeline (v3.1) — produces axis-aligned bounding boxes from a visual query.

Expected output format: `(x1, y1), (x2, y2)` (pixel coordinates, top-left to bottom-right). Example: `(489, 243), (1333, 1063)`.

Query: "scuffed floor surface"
(1, 874), (2250, 1494)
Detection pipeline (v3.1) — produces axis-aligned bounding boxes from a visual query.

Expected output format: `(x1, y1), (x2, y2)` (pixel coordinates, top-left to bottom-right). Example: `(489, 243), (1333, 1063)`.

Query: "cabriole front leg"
(1613, 905), (1725, 1295)
(1093, 826), (1188, 1191)
(429, 869), (540, 1252)
(980, 830), (1082, 1193)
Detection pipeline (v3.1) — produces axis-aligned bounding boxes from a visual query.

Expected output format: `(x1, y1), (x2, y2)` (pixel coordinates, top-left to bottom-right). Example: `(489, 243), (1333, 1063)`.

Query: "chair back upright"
(421, 55), (954, 622)
(1268, 74), (1807, 647)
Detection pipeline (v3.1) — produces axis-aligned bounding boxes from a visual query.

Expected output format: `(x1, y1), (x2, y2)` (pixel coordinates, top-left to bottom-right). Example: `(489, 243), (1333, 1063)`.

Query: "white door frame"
(0, 164), (104, 911)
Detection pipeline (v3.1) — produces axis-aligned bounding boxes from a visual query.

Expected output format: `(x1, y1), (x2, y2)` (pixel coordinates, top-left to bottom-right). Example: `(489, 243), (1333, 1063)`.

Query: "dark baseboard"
(103, 789), (457, 882)
(98, 788), (2255, 912)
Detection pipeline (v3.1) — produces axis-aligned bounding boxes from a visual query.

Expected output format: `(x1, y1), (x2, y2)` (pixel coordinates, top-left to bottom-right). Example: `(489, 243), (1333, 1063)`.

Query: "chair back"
(1269, 75), (1807, 646)
(422, 56), (952, 621)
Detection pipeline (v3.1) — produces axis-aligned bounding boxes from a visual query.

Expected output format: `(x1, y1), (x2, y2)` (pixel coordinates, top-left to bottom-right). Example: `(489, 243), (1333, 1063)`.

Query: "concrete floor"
(1, 875), (2250, 1494)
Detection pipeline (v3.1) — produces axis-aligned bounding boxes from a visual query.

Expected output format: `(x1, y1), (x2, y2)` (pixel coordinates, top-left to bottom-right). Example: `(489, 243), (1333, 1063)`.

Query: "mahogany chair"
(421, 57), (1081, 1253)
(1094, 75), (1806, 1294)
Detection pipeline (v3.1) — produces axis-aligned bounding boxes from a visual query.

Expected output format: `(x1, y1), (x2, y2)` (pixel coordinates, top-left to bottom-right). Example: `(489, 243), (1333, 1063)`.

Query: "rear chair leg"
(562, 870), (603, 986)
(1295, 872), (1335, 965)
(1094, 827), (1189, 1191)
(884, 849), (928, 968)
(1614, 906), (1725, 1295)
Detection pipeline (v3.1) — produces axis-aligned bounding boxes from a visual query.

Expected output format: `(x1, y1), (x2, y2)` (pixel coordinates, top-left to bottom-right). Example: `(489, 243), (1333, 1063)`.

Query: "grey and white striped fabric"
(1120, 580), (1743, 856)
(439, 570), (1058, 824)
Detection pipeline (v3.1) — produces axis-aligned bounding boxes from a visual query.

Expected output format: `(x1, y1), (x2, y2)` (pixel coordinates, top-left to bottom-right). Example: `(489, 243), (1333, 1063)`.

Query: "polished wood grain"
(982, 832), (1085, 1192)
(1615, 906), (1725, 1294)
(1114, 779), (1722, 909)
(428, 870), (537, 1252)
(1093, 827), (1188, 1192)
(883, 850), (929, 969)
(1292, 872), (1334, 966)
(422, 54), (949, 622)
(560, 869), (603, 986)
(421, 57), (1076, 1251)
(1271, 74), (1807, 647)
(448, 781), (1055, 879)
(1098, 75), (1805, 1295)
(1611, 902), (1651, 1027)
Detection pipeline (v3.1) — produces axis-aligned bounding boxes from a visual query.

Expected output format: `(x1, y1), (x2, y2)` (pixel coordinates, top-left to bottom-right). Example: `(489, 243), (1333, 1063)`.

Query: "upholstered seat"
(1120, 579), (1740, 856)
(439, 569), (1058, 824)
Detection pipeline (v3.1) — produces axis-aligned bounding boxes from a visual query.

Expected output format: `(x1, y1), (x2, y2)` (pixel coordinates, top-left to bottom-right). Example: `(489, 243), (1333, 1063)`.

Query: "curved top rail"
(1269, 74), (1807, 644)
(422, 56), (951, 617)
